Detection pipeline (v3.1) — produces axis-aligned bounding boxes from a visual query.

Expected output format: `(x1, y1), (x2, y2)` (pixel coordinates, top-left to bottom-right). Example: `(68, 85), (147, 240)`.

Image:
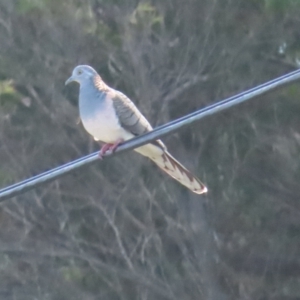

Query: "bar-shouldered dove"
(66, 65), (207, 194)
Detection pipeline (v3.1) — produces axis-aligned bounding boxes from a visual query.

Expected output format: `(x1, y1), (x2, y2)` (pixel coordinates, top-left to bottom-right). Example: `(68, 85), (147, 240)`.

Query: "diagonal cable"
(0, 68), (300, 201)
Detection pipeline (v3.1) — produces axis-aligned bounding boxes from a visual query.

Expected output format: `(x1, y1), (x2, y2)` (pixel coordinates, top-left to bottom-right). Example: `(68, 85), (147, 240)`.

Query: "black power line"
(1, 69), (300, 201)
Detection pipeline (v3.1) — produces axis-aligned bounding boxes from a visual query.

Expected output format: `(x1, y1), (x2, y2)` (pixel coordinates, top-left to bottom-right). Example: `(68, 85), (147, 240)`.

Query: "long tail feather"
(150, 151), (207, 194)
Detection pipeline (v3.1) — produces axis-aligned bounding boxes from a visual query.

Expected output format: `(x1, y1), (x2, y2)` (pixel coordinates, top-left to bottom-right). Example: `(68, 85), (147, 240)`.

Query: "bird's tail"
(150, 151), (207, 194)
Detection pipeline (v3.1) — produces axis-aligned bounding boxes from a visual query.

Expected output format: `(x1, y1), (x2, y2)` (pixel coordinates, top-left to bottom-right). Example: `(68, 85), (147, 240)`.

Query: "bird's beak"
(65, 76), (75, 85)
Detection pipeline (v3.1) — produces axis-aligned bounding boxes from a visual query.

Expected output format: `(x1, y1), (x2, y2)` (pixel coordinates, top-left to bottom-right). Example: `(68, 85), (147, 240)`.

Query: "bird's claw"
(98, 139), (124, 159)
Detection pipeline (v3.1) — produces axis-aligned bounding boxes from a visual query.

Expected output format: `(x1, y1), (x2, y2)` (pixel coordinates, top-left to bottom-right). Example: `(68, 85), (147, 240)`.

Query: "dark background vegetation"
(0, 0), (300, 299)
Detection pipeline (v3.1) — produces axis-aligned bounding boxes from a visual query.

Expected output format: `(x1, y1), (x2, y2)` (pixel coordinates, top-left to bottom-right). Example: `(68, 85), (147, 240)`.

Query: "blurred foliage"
(0, 80), (21, 109)
(265, 0), (300, 13)
(0, 0), (299, 299)
(129, 2), (163, 29)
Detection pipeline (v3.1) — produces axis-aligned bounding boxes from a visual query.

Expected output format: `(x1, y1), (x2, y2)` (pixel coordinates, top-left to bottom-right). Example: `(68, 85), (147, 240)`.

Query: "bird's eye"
(78, 70), (83, 75)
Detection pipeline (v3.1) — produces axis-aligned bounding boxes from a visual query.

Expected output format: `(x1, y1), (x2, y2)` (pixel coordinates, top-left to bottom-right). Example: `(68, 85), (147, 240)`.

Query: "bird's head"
(65, 65), (98, 86)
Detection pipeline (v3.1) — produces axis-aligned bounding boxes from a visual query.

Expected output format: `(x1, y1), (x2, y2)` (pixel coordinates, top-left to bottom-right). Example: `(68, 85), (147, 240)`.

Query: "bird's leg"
(98, 143), (113, 159)
(98, 138), (124, 159)
(109, 138), (124, 153)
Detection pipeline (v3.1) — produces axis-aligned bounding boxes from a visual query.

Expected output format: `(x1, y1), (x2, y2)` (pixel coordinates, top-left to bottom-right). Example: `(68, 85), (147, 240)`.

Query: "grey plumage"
(111, 91), (167, 151)
(112, 92), (153, 136)
(65, 65), (207, 194)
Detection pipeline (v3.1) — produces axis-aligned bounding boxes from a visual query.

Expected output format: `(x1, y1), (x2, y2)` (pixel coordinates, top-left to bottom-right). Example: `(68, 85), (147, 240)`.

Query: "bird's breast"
(79, 94), (133, 143)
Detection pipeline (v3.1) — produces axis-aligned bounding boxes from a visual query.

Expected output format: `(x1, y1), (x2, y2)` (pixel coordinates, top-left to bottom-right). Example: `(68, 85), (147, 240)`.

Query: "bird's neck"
(93, 75), (108, 91)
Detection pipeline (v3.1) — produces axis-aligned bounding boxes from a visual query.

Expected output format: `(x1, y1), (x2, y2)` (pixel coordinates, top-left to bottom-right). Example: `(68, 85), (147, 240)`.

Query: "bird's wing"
(110, 90), (207, 194)
(111, 90), (166, 150)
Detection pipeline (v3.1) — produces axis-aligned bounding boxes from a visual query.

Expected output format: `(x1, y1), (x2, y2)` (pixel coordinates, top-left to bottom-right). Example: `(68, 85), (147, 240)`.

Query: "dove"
(65, 65), (207, 194)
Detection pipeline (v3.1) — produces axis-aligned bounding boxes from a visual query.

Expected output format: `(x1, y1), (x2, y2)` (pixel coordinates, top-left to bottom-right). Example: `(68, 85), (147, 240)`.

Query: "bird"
(65, 65), (207, 194)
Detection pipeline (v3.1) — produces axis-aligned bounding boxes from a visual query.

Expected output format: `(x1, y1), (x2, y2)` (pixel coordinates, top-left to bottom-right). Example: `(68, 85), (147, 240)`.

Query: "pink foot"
(98, 138), (124, 159)
(98, 143), (113, 159)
